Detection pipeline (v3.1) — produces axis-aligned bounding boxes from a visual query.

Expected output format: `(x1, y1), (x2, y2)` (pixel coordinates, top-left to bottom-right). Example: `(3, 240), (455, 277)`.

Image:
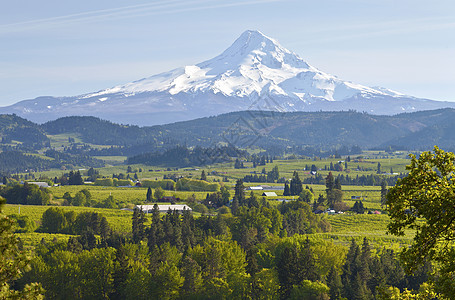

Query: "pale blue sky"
(1, 0), (454, 106)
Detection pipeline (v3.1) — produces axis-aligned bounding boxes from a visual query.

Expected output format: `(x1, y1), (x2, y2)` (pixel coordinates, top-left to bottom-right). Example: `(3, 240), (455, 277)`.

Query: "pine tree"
(146, 187), (152, 202)
(132, 207), (139, 242)
(231, 197), (239, 215)
(201, 170), (207, 181)
(112, 245), (129, 300)
(380, 180), (388, 208)
(181, 256), (202, 296)
(277, 246), (302, 298)
(290, 171), (302, 196)
(326, 172), (336, 207)
(234, 179), (245, 206)
(301, 237), (320, 281)
(327, 266), (342, 300)
(283, 182), (290, 196)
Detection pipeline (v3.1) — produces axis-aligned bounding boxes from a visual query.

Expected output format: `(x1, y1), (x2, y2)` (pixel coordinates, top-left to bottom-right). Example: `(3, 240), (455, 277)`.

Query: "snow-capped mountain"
(2, 30), (454, 125)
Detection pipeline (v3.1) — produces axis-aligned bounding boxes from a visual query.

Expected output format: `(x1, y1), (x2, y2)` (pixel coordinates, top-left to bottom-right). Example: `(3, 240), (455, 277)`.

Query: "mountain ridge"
(2, 108), (455, 152)
(1, 30), (455, 125)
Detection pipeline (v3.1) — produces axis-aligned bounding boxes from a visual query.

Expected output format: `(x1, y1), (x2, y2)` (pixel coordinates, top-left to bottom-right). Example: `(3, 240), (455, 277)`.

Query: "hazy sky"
(1, 0), (454, 106)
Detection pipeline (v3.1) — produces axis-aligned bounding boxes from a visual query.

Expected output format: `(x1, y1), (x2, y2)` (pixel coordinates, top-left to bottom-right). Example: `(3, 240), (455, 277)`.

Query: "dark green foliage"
(283, 182), (290, 196)
(1, 183), (50, 205)
(40, 208), (111, 237)
(202, 188), (230, 209)
(146, 187), (152, 201)
(352, 201), (366, 214)
(290, 171), (303, 196)
(327, 266), (342, 300)
(42, 116), (150, 145)
(44, 148), (105, 168)
(68, 170), (83, 185)
(0, 151), (55, 173)
(132, 208), (147, 243)
(128, 145), (246, 167)
(280, 201), (331, 235)
(326, 172), (343, 208)
(380, 180), (388, 208)
(277, 238), (319, 298)
(304, 172), (406, 186)
(0, 114), (49, 150)
(234, 179), (245, 208)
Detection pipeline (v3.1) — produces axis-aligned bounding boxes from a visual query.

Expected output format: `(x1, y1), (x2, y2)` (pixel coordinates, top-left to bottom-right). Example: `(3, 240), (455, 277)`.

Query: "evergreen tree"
(181, 256), (202, 296)
(301, 237), (320, 281)
(290, 171), (303, 196)
(231, 197), (239, 215)
(277, 246), (302, 298)
(234, 179), (245, 207)
(326, 172), (335, 207)
(335, 177), (342, 190)
(283, 182), (290, 196)
(380, 180), (388, 208)
(201, 170), (207, 181)
(146, 187), (152, 202)
(111, 245), (129, 300)
(327, 266), (342, 300)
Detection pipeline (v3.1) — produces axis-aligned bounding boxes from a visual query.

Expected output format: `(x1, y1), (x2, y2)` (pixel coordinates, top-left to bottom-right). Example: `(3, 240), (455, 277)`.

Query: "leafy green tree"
(154, 187), (165, 201)
(298, 189), (314, 203)
(386, 146), (455, 297)
(289, 280), (329, 300)
(102, 195), (116, 208)
(0, 196), (44, 298)
(72, 191), (87, 206)
(78, 248), (116, 299)
(41, 207), (68, 233)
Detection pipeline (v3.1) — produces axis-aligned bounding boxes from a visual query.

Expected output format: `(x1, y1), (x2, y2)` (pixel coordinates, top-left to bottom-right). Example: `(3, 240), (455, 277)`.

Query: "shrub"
(94, 178), (114, 186)
(140, 179), (175, 190)
(175, 178), (220, 192)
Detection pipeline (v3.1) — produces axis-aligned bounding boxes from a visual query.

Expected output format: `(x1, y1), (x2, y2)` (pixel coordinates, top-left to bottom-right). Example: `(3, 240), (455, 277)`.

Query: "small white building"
(247, 186), (263, 190)
(136, 204), (192, 213)
(28, 182), (49, 188)
(262, 192), (277, 197)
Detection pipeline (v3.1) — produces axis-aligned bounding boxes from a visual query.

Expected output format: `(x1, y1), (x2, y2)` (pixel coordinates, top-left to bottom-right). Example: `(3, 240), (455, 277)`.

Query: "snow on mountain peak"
(84, 30), (407, 103)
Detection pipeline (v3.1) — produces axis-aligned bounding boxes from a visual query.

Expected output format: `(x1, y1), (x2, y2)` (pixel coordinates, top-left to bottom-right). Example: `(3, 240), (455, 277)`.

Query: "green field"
(4, 151), (416, 251)
(4, 204), (133, 234)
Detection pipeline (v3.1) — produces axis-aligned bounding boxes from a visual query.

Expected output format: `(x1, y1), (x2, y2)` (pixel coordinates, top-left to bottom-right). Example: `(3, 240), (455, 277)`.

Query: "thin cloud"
(0, 0), (283, 35)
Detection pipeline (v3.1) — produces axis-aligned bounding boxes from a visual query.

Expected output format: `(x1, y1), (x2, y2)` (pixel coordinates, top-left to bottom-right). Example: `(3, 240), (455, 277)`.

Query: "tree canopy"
(386, 146), (455, 297)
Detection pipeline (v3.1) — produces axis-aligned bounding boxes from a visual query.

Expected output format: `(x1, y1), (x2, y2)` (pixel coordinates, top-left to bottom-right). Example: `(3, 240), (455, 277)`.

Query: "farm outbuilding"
(136, 204), (192, 213)
(262, 192), (277, 197)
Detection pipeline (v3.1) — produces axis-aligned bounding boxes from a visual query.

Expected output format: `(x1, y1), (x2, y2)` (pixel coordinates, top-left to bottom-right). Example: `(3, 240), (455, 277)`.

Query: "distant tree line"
(127, 145), (247, 167)
(304, 173), (406, 186)
(0, 183), (50, 205)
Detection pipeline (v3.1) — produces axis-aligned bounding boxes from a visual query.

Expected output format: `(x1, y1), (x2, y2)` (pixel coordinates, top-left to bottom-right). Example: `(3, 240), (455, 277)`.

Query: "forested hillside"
(28, 109), (455, 151)
(2, 109), (455, 172)
(0, 114), (49, 149)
